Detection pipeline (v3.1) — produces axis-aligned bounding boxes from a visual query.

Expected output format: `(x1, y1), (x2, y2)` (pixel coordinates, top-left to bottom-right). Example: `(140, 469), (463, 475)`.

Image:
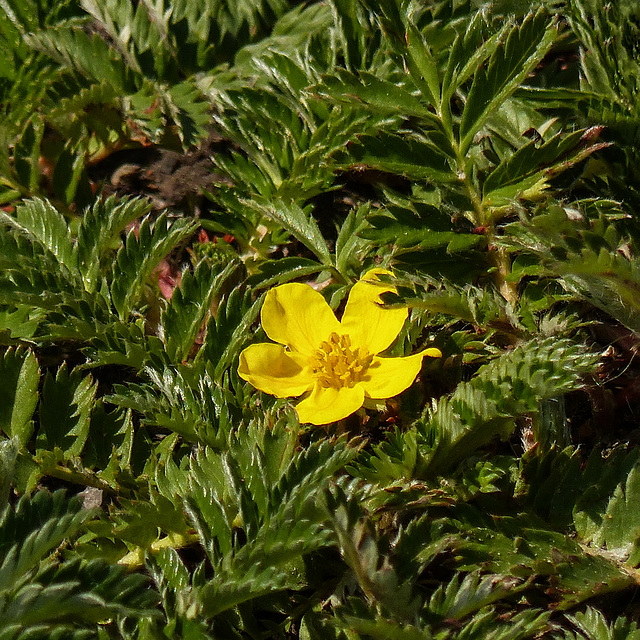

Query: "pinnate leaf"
(460, 11), (557, 154)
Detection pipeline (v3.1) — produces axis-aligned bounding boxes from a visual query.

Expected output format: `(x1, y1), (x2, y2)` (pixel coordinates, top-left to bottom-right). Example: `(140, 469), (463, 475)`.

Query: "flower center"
(309, 332), (373, 389)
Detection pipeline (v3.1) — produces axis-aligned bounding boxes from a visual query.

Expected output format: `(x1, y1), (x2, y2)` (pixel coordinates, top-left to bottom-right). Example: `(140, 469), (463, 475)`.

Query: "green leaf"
(504, 205), (640, 333)
(334, 603), (435, 640)
(194, 438), (355, 618)
(36, 364), (96, 456)
(335, 204), (369, 276)
(326, 484), (419, 620)
(566, 607), (640, 640)
(483, 128), (609, 208)
(357, 0), (405, 43)
(200, 286), (263, 382)
(153, 546), (191, 594)
(404, 22), (440, 109)
(361, 212), (482, 251)
(460, 11), (557, 155)
(163, 259), (241, 363)
(246, 198), (332, 266)
(11, 198), (76, 271)
(0, 490), (157, 632)
(51, 146), (87, 206)
(162, 81), (211, 148)
(0, 438), (18, 511)
(483, 130), (581, 197)
(13, 119), (43, 192)
(110, 213), (196, 320)
(247, 257), (325, 290)
(441, 12), (498, 100)
(317, 69), (440, 125)
(417, 337), (598, 477)
(594, 464), (640, 555)
(75, 196), (153, 292)
(0, 491), (92, 591)
(428, 571), (522, 621)
(0, 347), (39, 447)
(349, 133), (455, 182)
(25, 25), (130, 93)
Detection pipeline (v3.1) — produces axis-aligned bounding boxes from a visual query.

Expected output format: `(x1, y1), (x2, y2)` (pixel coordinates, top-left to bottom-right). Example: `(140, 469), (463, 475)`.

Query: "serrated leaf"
(246, 198), (332, 266)
(504, 206), (640, 333)
(360, 211), (480, 252)
(0, 491), (93, 591)
(441, 12), (498, 99)
(404, 22), (440, 109)
(0, 438), (18, 511)
(0, 488), (157, 632)
(428, 571), (522, 621)
(483, 128), (609, 208)
(163, 259), (240, 363)
(25, 25), (130, 93)
(349, 133), (455, 182)
(417, 337), (598, 477)
(51, 146), (87, 206)
(163, 81), (211, 148)
(567, 607), (640, 640)
(75, 196), (153, 292)
(335, 204), (369, 275)
(247, 256), (325, 290)
(483, 130), (584, 197)
(36, 364), (96, 456)
(596, 465), (640, 555)
(200, 286), (262, 381)
(154, 546), (191, 594)
(181, 438), (355, 617)
(334, 606), (432, 640)
(3, 199), (76, 273)
(0, 347), (39, 447)
(317, 69), (440, 125)
(460, 11), (557, 155)
(110, 213), (196, 320)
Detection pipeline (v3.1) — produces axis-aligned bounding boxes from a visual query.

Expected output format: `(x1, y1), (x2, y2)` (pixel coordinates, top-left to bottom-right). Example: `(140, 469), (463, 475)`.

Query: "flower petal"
(295, 383), (365, 425)
(238, 343), (314, 397)
(359, 347), (441, 399)
(340, 269), (408, 355)
(261, 283), (341, 356)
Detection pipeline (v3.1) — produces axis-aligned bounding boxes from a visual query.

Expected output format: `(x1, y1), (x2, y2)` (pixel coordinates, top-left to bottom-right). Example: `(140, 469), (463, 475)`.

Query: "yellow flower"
(238, 270), (442, 425)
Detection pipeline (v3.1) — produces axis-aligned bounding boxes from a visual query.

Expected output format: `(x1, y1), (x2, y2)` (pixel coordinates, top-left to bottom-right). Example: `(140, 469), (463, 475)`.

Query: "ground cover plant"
(2, 0), (640, 637)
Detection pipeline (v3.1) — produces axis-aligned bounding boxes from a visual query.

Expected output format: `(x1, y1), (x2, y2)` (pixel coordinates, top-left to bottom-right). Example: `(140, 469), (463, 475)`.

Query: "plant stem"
(45, 464), (119, 496)
(455, 149), (518, 306)
(488, 234), (518, 306)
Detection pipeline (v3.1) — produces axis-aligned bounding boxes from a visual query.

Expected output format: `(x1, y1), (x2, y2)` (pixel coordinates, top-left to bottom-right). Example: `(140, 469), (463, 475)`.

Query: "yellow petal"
(261, 283), (341, 356)
(359, 347), (441, 399)
(340, 269), (408, 355)
(238, 343), (314, 397)
(295, 383), (365, 425)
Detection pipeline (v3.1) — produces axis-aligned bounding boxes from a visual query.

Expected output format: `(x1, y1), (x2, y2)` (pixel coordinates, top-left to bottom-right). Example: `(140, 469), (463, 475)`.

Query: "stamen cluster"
(310, 332), (372, 389)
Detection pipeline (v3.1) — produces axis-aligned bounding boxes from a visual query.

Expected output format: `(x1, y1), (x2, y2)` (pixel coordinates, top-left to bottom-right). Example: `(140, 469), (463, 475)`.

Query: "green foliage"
(559, 607), (640, 640)
(357, 337), (598, 482)
(0, 487), (157, 636)
(2, 0), (640, 636)
(0, 347), (39, 446)
(162, 258), (240, 363)
(504, 203), (640, 333)
(109, 212), (196, 320)
(0, 0), (305, 211)
(520, 444), (640, 565)
(0, 196), (189, 339)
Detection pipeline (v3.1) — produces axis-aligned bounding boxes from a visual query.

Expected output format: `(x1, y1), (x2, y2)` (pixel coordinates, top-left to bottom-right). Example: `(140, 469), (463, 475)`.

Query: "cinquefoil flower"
(238, 270), (441, 425)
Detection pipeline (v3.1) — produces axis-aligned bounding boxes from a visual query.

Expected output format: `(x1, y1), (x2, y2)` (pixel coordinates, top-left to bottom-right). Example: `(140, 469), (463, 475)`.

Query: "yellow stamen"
(309, 332), (373, 389)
